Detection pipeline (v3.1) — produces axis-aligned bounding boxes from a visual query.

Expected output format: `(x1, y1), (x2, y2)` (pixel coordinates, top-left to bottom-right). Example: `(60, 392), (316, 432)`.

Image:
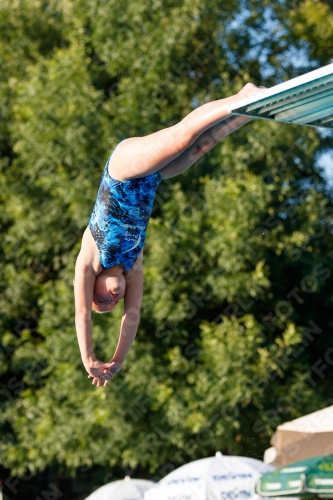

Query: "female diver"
(74, 83), (267, 387)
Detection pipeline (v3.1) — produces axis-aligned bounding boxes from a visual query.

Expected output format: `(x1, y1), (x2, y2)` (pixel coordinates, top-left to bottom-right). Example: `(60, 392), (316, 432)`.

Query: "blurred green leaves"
(0, 0), (332, 486)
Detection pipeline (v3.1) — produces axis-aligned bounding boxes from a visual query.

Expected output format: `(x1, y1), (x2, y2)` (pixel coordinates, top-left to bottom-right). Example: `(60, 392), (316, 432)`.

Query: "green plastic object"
(255, 454), (333, 497)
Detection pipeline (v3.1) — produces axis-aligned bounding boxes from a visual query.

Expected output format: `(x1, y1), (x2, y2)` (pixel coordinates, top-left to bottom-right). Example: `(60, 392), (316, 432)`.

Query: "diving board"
(228, 63), (333, 129)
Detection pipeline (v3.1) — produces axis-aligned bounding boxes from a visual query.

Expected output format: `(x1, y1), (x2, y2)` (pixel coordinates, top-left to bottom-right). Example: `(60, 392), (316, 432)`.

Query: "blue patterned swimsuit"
(88, 145), (161, 271)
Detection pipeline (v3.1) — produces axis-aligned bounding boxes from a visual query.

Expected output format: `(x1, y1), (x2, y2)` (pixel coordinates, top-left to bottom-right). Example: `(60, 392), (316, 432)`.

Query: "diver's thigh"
(108, 123), (195, 181)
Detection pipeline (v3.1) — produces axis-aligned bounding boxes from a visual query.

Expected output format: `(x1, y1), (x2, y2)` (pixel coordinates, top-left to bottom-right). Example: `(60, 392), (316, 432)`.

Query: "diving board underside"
(229, 63), (333, 129)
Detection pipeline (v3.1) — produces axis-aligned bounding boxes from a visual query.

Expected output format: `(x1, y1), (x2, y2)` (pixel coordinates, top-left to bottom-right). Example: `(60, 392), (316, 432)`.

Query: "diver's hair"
(74, 277), (110, 314)
(74, 276), (115, 314)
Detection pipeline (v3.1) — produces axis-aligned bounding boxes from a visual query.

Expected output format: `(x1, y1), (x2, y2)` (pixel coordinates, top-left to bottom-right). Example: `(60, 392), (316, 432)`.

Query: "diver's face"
(92, 274), (126, 313)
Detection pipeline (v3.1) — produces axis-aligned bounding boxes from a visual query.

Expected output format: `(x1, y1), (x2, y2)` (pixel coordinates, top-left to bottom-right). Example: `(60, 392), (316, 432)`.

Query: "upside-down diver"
(74, 83), (267, 387)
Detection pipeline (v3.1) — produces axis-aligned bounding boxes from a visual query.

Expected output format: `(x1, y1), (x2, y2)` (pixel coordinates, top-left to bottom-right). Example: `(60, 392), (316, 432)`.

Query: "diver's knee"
(172, 122), (195, 151)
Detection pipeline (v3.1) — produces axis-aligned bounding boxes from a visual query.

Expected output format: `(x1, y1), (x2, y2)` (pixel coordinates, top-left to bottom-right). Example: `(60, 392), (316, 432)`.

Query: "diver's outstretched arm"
(106, 254), (144, 370)
(74, 254), (114, 387)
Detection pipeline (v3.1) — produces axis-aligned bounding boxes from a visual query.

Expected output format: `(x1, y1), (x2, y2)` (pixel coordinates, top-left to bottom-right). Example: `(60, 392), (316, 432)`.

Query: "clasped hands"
(85, 359), (122, 387)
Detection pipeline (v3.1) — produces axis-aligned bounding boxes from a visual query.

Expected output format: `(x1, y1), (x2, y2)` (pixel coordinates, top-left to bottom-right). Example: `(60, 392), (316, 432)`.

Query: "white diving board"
(228, 63), (333, 129)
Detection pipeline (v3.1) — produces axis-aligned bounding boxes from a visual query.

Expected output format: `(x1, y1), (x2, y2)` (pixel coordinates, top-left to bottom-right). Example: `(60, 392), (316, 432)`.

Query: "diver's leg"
(108, 83), (266, 181)
(158, 115), (251, 179)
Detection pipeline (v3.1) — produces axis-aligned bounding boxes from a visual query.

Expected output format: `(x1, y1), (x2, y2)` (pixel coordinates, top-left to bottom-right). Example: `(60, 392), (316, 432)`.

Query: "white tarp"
(85, 476), (155, 500)
(144, 452), (276, 500)
(264, 405), (333, 467)
(273, 405), (333, 433)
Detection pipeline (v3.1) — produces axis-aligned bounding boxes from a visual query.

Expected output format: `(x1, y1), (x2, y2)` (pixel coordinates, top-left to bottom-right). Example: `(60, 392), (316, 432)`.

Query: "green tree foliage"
(0, 0), (332, 493)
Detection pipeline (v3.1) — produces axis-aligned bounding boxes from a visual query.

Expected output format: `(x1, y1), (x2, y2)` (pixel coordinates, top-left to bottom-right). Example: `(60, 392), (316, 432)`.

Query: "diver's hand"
(85, 359), (115, 388)
(101, 359), (123, 385)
